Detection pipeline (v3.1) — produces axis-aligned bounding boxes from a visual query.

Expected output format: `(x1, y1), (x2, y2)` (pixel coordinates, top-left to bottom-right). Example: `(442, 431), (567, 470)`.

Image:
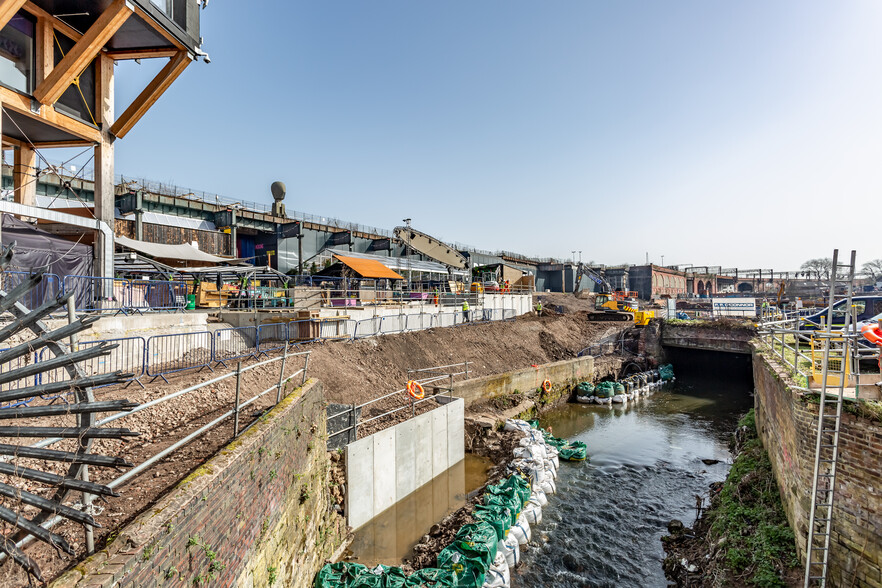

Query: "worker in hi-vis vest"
(536, 299), (543, 317)
(462, 299), (471, 322)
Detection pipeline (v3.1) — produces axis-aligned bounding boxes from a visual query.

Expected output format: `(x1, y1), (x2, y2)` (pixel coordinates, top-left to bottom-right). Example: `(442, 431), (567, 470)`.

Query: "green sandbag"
(473, 504), (511, 541)
(527, 419), (539, 429)
(595, 381), (616, 398)
(542, 431), (568, 450)
(437, 545), (487, 588)
(404, 568), (457, 587)
(315, 562), (368, 588)
(559, 441), (588, 461)
(452, 521), (498, 565)
(349, 565), (407, 588)
(500, 474), (531, 507)
(575, 381), (595, 396)
(483, 488), (521, 525)
(659, 364), (675, 381)
(613, 381), (625, 394)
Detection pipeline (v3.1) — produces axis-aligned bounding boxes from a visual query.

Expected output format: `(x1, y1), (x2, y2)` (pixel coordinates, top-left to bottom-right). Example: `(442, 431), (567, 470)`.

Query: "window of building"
(0, 12), (35, 95)
(53, 32), (96, 125)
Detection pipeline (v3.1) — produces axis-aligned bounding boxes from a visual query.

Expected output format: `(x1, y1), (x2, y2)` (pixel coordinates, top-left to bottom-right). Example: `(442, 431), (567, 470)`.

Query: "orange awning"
(334, 255), (405, 280)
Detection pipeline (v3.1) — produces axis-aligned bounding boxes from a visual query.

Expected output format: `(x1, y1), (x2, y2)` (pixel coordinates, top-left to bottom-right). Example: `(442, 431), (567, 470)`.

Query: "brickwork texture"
(754, 350), (882, 588)
(51, 379), (346, 588)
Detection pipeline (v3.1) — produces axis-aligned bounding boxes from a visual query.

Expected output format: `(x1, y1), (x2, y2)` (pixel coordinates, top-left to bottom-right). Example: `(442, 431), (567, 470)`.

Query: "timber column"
(95, 53), (115, 289)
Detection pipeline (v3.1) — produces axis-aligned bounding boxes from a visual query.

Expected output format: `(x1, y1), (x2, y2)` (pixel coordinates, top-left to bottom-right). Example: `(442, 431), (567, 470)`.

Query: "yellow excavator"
(575, 264), (654, 326)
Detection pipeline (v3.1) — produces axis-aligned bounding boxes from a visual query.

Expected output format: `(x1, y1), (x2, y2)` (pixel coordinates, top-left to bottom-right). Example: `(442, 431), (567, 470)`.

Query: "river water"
(518, 349), (754, 587)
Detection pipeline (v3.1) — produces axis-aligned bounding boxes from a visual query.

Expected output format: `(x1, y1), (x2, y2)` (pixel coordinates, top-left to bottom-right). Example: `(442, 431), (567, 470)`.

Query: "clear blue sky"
(108, 1), (882, 271)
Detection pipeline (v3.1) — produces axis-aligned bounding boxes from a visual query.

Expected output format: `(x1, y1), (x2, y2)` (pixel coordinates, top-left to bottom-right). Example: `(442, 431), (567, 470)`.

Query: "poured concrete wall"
(345, 398), (465, 530)
(450, 356), (595, 409)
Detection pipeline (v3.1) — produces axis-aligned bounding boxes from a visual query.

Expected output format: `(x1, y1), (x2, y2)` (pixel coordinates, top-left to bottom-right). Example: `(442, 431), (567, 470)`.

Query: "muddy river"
(519, 349), (754, 587)
(349, 348), (753, 586)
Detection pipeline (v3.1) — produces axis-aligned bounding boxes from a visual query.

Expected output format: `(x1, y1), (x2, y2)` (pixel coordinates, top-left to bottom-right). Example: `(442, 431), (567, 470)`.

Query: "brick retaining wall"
(52, 379), (346, 588)
(753, 349), (882, 588)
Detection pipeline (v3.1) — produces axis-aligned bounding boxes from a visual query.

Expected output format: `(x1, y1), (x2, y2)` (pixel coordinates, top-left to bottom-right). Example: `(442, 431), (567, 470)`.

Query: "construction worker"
(434, 287), (440, 306)
(462, 298), (471, 322)
(536, 299), (543, 317)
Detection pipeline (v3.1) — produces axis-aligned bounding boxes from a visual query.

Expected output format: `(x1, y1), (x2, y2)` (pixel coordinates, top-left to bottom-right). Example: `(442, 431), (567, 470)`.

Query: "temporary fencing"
(0, 351), (39, 408)
(129, 280), (188, 312)
(213, 326), (258, 366)
(1, 271), (62, 309)
(257, 323), (288, 356)
(38, 336), (147, 392)
(146, 332), (214, 381)
(0, 307), (521, 395)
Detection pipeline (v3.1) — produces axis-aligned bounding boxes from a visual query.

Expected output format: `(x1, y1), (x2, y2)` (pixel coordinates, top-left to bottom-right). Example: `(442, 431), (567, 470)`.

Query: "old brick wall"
(51, 379), (346, 588)
(753, 350), (882, 588)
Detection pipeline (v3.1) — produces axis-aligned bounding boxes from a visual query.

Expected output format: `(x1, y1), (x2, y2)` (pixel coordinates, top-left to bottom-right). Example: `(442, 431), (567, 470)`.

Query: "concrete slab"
(446, 399), (465, 466)
(431, 408), (448, 477)
(395, 418), (418, 501)
(373, 429), (397, 516)
(412, 411), (434, 489)
(345, 437), (374, 529)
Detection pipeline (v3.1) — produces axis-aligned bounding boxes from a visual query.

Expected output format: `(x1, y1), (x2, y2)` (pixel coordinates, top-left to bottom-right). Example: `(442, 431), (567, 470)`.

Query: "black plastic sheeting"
(1, 214), (93, 306)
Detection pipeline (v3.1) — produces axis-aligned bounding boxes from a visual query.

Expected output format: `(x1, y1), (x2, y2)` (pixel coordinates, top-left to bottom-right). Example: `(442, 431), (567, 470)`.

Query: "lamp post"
(403, 218), (412, 289)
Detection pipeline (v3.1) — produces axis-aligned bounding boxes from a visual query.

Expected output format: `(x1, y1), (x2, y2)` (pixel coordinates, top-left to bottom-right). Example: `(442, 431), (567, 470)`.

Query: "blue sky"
(108, 1), (882, 270)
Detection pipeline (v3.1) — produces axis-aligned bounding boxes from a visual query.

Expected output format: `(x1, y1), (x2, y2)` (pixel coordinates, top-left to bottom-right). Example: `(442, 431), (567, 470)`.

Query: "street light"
(403, 218), (412, 288)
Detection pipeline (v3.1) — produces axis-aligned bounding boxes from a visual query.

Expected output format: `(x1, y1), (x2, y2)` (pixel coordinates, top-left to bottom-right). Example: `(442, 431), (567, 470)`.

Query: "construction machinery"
(574, 264), (654, 325)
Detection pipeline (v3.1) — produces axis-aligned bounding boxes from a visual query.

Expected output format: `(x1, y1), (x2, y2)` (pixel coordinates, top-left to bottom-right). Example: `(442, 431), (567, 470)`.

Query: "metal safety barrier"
(129, 279), (188, 312)
(0, 271), (62, 310)
(38, 336), (146, 391)
(213, 326), (258, 366)
(257, 322), (289, 356)
(146, 331), (214, 381)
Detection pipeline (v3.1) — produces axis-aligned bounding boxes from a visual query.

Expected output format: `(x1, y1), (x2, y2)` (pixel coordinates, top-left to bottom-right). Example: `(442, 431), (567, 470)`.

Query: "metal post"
(465, 361), (469, 379)
(66, 296), (78, 352)
(277, 342), (288, 403)
(82, 464), (94, 553)
(302, 351), (309, 386)
(234, 361), (242, 436)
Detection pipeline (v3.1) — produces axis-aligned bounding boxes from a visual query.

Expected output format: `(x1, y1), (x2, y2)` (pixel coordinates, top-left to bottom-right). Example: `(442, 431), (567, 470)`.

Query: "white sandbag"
(503, 419), (531, 433)
(595, 397), (612, 405)
(482, 550), (511, 588)
(544, 460), (557, 479)
(522, 500), (542, 525)
(540, 476), (556, 495)
(576, 395), (595, 404)
(531, 487), (548, 506)
(545, 446), (560, 469)
(511, 512), (531, 545)
(502, 533), (520, 567)
(611, 394), (626, 403)
(512, 446), (533, 460)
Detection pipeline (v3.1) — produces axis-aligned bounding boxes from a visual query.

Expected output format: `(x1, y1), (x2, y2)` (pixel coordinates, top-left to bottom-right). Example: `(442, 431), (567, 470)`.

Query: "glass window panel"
(0, 13), (35, 94)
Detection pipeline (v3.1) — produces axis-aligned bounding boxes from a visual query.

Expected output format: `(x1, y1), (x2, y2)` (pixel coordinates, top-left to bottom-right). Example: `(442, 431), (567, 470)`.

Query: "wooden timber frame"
(0, 0), (199, 288)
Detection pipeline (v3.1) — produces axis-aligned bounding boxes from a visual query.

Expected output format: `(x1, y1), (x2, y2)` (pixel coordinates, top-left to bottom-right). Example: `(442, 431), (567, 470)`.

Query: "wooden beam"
(0, 0), (28, 31)
(0, 86), (102, 143)
(106, 47), (178, 61)
(13, 145), (37, 206)
(110, 50), (190, 139)
(31, 140), (92, 149)
(35, 16), (53, 87)
(33, 0), (133, 106)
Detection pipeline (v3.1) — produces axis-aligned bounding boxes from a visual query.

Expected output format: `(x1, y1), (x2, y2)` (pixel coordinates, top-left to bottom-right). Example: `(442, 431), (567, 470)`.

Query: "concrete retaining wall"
(753, 349), (882, 588)
(345, 398), (465, 530)
(450, 356), (595, 409)
(51, 379), (346, 588)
